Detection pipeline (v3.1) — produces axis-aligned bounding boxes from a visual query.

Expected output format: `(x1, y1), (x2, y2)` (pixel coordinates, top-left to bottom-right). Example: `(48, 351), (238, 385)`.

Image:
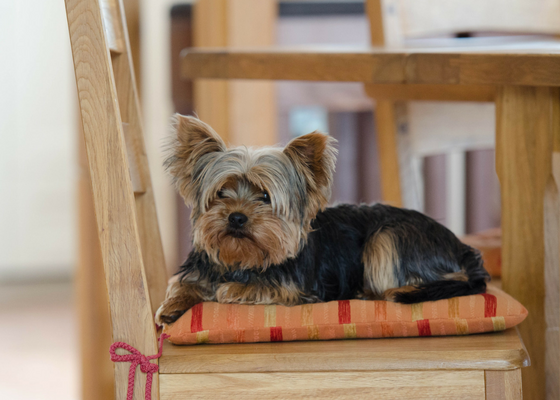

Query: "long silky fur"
(155, 114), (490, 325)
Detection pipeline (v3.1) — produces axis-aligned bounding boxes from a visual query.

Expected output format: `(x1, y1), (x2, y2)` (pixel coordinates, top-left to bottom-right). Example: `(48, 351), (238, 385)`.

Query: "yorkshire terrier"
(155, 115), (489, 325)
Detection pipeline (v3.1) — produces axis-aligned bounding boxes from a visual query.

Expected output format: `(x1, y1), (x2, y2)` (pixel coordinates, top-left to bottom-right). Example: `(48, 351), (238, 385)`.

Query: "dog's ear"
(173, 114), (226, 160)
(283, 132), (337, 210)
(165, 114), (226, 204)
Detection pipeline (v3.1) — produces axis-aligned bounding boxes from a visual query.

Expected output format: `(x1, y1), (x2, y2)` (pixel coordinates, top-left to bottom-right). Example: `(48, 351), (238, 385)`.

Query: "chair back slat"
(122, 122), (146, 194)
(106, 3), (169, 312)
(100, 0), (125, 53)
(66, 1), (168, 397)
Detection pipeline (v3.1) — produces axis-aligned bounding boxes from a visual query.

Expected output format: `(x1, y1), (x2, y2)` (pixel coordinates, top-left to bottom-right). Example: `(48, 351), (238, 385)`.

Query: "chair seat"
(159, 328), (527, 399)
(159, 327), (528, 374)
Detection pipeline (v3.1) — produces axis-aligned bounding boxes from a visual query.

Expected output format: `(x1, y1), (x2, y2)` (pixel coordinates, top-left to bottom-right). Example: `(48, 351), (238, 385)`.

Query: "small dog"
(155, 115), (489, 325)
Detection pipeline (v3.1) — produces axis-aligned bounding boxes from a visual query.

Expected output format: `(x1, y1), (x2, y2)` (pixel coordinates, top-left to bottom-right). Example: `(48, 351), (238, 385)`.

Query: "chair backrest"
(65, 0), (168, 385)
(367, 0), (560, 46)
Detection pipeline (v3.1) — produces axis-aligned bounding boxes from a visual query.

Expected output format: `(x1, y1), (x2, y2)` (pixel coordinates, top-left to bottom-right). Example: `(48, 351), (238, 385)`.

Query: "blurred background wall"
(0, 2), (79, 399)
(0, 0), (77, 282)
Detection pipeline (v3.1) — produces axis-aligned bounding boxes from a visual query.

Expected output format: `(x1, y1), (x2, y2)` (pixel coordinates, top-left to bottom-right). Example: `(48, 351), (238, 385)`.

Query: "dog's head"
(166, 114), (337, 270)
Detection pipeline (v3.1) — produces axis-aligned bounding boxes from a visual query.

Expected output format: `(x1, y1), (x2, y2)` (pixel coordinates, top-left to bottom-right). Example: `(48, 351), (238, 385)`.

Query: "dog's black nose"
(228, 212), (248, 229)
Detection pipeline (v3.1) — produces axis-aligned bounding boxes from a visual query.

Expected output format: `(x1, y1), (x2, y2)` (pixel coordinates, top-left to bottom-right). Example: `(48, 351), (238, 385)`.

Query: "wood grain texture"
(159, 328), (528, 374)
(366, 83), (496, 102)
(485, 370), (522, 400)
(545, 153), (560, 399)
(182, 49), (406, 83)
(122, 0), (140, 90)
(78, 129), (115, 400)
(108, 5), (168, 313)
(118, 5), (169, 310)
(160, 371), (486, 400)
(545, 96), (560, 400)
(121, 122), (146, 194)
(181, 46), (560, 87)
(496, 86), (558, 400)
(66, 0), (167, 398)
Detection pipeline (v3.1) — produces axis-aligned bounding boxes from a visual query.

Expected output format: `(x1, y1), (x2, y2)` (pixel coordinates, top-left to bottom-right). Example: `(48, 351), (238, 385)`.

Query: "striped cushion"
(163, 286), (527, 345)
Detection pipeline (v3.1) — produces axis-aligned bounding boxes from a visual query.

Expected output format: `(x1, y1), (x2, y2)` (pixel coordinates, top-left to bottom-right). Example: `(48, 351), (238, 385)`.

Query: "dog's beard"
(193, 205), (303, 270)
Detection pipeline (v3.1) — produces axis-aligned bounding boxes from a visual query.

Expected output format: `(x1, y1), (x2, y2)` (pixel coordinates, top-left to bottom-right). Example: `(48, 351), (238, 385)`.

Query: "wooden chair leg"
(485, 370), (522, 400)
(446, 150), (466, 236)
(369, 96), (423, 211)
(77, 130), (115, 400)
(373, 99), (404, 207)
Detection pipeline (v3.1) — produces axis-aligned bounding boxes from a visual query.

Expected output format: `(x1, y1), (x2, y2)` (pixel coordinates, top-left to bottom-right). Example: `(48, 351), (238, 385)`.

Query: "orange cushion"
(164, 286), (527, 345)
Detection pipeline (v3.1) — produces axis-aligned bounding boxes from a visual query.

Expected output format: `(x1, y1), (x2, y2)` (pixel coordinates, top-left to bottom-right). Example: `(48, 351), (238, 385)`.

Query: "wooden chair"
(66, 0), (168, 397)
(66, 0), (528, 398)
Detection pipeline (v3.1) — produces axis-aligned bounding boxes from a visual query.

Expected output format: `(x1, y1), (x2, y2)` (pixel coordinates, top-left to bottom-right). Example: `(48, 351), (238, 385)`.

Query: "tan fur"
(165, 115), (337, 271)
(154, 274), (214, 325)
(283, 132), (337, 226)
(165, 115), (227, 207)
(215, 281), (303, 306)
(192, 180), (302, 271)
(362, 230), (400, 298)
(158, 115), (340, 323)
(444, 271), (469, 282)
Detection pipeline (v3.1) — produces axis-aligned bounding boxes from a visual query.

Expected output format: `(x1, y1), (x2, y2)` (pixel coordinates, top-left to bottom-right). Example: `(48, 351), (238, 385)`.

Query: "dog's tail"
(393, 246), (490, 304)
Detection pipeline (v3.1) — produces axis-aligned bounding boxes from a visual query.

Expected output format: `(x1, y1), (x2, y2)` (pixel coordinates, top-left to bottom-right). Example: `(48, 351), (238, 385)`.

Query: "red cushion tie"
(110, 333), (170, 400)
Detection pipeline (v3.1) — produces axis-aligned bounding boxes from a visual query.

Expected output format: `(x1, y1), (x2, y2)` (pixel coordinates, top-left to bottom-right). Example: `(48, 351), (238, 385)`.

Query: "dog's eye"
(261, 191), (271, 204)
(217, 190), (226, 199)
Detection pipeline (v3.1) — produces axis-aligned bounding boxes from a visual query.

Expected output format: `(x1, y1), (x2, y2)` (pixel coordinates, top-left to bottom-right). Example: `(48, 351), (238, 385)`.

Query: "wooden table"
(181, 38), (560, 398)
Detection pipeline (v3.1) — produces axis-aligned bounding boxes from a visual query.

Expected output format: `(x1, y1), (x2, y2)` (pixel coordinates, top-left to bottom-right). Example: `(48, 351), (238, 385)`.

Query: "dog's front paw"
(155, 297), (193, 326)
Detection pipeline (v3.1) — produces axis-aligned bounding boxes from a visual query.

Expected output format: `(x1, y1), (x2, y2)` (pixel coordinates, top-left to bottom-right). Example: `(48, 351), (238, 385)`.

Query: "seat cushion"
(163, 286), (527, 345)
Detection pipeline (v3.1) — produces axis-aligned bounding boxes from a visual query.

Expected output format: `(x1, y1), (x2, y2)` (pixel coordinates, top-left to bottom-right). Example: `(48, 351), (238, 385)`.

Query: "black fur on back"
(178, 204), (490, 304)
(393, 247), (488, 303)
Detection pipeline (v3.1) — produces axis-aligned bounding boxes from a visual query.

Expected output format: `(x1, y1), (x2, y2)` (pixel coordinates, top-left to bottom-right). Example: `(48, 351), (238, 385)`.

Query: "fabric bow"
(110, 333), (170, 400)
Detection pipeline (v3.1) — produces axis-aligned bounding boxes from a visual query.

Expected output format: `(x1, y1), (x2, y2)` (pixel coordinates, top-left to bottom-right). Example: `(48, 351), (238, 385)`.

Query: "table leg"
(496, 86), (560, 400)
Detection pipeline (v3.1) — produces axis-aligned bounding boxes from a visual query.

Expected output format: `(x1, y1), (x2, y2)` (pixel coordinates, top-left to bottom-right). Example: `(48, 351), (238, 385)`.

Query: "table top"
(181, 36), (560, 86)
(160, 327), (528, 374)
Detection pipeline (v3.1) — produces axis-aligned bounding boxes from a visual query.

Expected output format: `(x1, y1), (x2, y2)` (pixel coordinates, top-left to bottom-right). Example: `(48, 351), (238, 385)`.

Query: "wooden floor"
(0, 281), (78, 400)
